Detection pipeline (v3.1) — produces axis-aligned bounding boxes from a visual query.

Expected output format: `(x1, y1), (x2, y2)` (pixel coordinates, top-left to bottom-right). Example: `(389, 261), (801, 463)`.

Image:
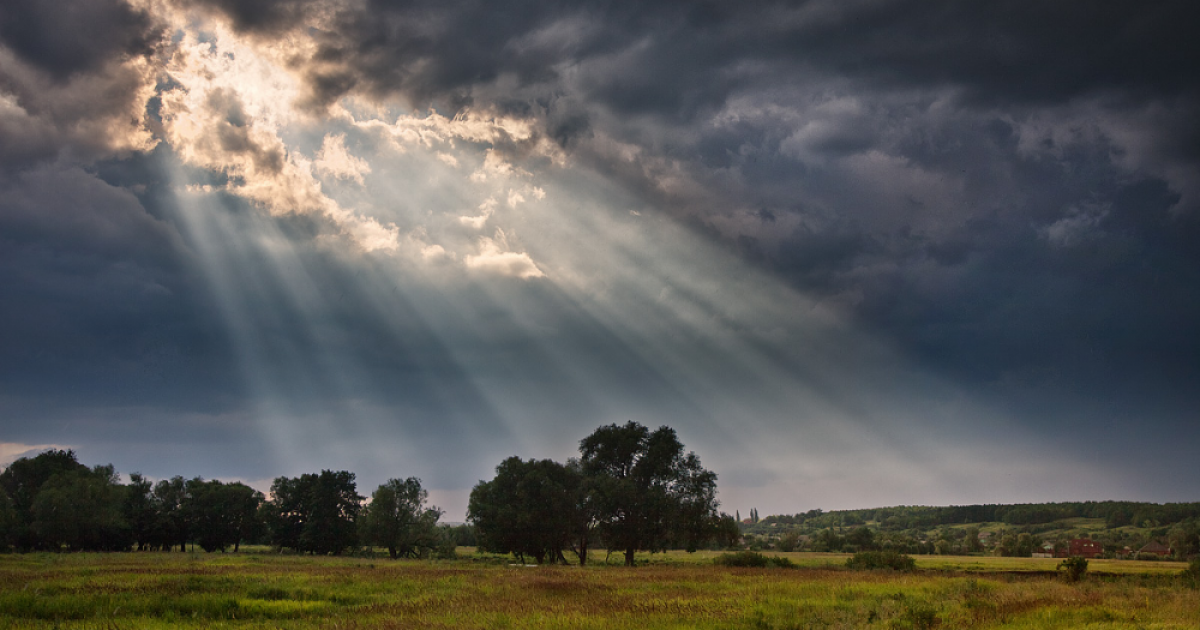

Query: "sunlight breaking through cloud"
(5, 0), (1195, 518)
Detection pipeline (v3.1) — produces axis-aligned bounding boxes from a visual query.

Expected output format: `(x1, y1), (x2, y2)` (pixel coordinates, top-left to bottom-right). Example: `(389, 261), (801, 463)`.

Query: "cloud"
(0, 442), (71, 467)
(464, 233), (544, 279)
(314, 133), (371, 184)
(0, 0), (157, 80)
(459, 198), (497, 230)
(157, 23), (400, 252)
(1, 0), (1198, 515)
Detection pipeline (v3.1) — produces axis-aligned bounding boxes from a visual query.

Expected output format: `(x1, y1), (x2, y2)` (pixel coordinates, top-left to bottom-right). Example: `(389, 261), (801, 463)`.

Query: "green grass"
(0, 551), (1195, 629)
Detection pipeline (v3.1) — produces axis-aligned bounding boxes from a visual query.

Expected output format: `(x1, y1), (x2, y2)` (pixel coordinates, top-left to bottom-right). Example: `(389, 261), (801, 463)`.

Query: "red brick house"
(1058, 538), (1103, 559)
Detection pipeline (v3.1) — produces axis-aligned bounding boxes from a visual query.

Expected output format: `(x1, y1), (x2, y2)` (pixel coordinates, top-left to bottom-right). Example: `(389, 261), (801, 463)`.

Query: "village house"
(1138, 541), (1172, 558)
(1057, 538), (1104, 559)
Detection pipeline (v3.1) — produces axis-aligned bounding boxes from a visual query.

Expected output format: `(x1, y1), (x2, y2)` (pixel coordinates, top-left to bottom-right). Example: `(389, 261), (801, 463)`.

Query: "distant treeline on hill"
(756, 502), (1200, 531)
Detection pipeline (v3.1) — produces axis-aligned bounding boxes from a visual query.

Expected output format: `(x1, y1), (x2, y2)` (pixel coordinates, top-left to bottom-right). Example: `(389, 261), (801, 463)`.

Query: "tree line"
(0, 422), (735, 564)
(0, 449), (446, 558)
(753, 501), (1200, 532)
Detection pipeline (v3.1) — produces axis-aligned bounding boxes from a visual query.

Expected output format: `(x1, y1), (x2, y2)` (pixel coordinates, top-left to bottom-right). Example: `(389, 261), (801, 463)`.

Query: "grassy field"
(0, 551), (1195, 629)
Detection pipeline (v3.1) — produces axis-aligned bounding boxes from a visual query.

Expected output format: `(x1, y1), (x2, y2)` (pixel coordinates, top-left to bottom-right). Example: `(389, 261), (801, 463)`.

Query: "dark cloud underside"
(1, 0), (1198, 510)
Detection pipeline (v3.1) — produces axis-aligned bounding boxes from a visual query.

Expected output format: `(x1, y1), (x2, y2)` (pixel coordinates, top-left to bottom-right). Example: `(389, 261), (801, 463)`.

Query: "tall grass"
(0, 551), (1195, 628)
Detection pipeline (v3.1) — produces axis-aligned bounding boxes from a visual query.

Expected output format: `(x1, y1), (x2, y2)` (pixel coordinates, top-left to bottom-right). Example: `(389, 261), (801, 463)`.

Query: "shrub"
(846, 550), (916, 572)
(714, 551), (794, 568)
(1183, 556), (1200, 588)
(1058, 557), (1088, 583)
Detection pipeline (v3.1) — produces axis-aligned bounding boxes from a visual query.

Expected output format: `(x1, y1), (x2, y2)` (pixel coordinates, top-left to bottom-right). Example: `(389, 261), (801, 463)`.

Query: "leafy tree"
(442, 523), (477, 547)
(0, 490), (16, 551)
(811, 528), (844, 552)
(579, 422), (719, 566)
(228, 482), (266, 551)
(122, 473), (156, 551)
(0, 449), (90, 550)
(1058, 556), (1088, 583)
(713, 513), (743, 549)
(266, 471), (362, 555)
(1016, 532), (1035, 557)
(1168, 520), (1199, 560)
(152, 476), (190, 551)
(30, 466), (128, 551)
(964, 526), (982, 553)
(469, 457), (585, 564)
(846, 526), (877, 551)
(187, 479), (264, 552)
(360, 477), (443, 559)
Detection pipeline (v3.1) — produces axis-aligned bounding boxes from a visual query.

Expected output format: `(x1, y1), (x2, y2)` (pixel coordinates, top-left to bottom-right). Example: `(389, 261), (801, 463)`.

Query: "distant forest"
(753, 502), (1200, 530)
(739, 502), (1200, 559)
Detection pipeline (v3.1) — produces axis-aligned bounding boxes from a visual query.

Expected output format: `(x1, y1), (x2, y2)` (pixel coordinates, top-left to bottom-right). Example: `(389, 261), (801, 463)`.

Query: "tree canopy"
(580, 422), (719, 565)
(468, 421), (722, 566)
(469, 457), (586, 564)
(359, 477), (443, 559)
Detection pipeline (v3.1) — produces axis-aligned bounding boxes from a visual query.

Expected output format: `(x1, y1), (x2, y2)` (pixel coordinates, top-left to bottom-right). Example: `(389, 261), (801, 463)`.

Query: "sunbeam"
(5, 0), (1196, 519)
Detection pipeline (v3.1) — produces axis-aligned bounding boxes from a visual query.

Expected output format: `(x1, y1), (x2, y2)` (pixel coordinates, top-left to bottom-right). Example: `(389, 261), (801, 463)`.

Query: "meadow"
(0, 550), (1195, 629)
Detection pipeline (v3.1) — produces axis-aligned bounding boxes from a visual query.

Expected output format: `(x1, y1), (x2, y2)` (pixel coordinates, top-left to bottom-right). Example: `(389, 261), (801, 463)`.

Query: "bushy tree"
(187, 479), (264, 552)
(266, 471), (362, 554)
(713, 513), (743, 549)
(360, 477), (442, 559)
(152, 476), (190, 551)
(469, 458), (585, 564)
(122, 473), (156, 551)
(1168, 520), (1199, 560)
(0, 450), (90, 550)
(0, 490), (16, 551)
(846, 526), (877, 551)
(30, 465), (128, 551)
(580, 422), (719, 566)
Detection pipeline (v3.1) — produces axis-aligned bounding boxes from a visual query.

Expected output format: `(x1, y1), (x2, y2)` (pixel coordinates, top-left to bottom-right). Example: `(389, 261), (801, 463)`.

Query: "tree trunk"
(388, 546), (398, 560)
(624, 547), (636, 566)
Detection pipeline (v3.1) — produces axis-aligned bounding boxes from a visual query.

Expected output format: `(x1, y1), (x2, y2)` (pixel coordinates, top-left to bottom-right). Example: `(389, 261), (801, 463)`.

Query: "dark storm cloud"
(0, 157), (238, 411)
(206, 0), (1200, 113)
(164, 0), (1200, 390)
(3, 0), (1199, 503)
(178, 0), (311, 35)
(0, 0), (157, 79)
(254, 0), (1196, 430)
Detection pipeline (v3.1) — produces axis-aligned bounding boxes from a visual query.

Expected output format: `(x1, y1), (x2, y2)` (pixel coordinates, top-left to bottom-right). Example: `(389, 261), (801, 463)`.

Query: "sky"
(1, 0), (1198, 521)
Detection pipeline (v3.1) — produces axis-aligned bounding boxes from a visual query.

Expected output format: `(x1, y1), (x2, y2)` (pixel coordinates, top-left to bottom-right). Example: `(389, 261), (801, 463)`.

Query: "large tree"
(187, 479), (264, 552)
(580, 422), (719, 566)
(468, 457), (587, 565)
(0, 449), (90, 550)
(30, 465), (129, 551)
(122, 473), (156, 551)
(152, 476), (190, 551)
(360, 477), (442, 559)
(266, 470), (362, 555)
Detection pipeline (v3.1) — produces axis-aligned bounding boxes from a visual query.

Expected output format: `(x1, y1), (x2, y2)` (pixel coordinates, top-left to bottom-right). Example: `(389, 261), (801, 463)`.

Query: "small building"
(1058, 538), (1103, 559)
(1138, 541), (1172, 557)
(1032, 542), (1055, 558)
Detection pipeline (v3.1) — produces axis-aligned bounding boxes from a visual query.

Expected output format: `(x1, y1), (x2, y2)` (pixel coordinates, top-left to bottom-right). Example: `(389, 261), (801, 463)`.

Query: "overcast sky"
(2, 0), (1197, 520)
